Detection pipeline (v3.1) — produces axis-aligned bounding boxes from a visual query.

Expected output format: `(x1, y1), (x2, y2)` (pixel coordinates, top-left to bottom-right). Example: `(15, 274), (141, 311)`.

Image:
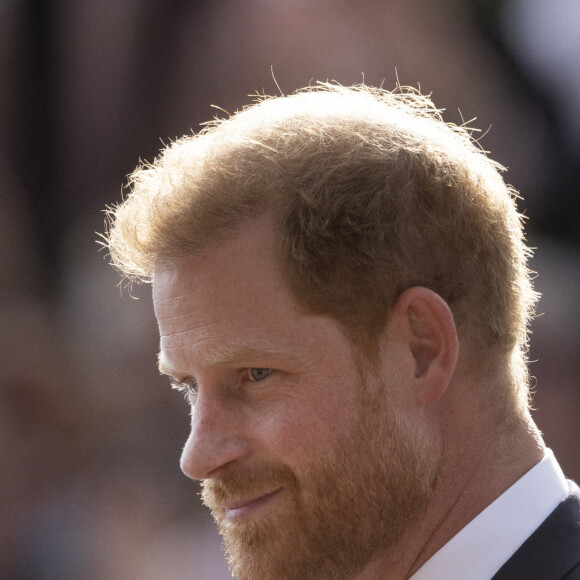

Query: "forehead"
(152, 215), (292, 323)
(152, 216), (355, 374)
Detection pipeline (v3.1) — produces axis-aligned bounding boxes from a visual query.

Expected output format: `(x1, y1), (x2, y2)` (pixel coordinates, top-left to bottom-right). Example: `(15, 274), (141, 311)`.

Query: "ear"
(388, 287), (458, 406)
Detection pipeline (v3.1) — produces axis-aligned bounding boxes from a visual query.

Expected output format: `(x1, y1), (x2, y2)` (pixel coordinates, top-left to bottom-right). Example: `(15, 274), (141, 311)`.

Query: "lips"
(225, 488), (282, 522)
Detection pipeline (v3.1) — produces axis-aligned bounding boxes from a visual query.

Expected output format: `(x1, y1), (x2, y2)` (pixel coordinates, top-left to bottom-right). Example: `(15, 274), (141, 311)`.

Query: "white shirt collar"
(409, 448), (568, 580)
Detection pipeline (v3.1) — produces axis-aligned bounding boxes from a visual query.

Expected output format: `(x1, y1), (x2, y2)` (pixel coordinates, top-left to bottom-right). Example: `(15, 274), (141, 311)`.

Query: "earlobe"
(393, 287), (459, 406)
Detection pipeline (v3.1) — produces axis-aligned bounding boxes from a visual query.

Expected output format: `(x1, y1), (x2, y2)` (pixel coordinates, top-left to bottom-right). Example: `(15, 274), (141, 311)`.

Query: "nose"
(180, 390), (249, 480)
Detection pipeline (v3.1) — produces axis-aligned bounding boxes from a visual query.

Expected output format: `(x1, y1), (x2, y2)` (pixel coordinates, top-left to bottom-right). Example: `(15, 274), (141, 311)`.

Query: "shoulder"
(493, 480), (580, 580)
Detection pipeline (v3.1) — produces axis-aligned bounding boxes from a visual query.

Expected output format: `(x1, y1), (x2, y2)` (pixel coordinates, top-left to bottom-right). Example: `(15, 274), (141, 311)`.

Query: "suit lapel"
(492, 482), (580, 580)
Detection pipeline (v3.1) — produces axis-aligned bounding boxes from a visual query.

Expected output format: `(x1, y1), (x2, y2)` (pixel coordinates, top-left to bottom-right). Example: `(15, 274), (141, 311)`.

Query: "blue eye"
(248, 368), (273, 382)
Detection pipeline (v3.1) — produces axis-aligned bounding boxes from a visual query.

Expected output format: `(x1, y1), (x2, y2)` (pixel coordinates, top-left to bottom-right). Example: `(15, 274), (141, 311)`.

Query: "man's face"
(153, 217), (439, 580)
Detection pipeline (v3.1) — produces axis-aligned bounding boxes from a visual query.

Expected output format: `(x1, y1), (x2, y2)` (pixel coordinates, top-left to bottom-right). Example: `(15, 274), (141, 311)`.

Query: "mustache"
(201, 462), (298, 512)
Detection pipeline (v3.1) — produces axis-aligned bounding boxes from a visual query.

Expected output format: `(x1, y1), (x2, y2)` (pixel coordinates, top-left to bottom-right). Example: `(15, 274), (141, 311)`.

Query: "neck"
(355, 378), (544, 580)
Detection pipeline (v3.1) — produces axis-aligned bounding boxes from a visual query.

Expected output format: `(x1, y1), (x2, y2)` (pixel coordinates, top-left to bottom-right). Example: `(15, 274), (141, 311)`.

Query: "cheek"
(255, 395), (356, 466)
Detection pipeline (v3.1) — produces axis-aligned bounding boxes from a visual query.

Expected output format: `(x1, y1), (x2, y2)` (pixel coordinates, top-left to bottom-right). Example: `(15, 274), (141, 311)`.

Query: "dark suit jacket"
(492, 481), (580, 580)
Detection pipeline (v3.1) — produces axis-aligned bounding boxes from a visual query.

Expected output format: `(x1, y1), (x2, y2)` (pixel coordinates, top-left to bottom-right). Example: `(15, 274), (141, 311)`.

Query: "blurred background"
(1, 0), (579, 578)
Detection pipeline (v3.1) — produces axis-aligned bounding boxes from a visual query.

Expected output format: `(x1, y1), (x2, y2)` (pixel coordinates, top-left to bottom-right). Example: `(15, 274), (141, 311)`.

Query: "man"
(105, 84), (580, 579)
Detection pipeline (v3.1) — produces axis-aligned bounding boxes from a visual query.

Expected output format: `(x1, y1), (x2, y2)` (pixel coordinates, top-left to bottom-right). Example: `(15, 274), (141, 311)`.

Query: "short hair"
(106, 83), (538, 403)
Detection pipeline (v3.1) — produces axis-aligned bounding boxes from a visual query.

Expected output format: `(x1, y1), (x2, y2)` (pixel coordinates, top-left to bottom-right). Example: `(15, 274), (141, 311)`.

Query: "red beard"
(202, 372), (440, 580)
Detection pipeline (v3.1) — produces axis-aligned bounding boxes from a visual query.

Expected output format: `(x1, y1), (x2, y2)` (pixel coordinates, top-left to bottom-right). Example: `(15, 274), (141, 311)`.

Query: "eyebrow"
(157, 342), (297, 378)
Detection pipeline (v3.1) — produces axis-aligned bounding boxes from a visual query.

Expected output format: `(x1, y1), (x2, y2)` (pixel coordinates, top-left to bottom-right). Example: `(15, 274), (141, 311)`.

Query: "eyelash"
(170, 368), (273, 399)
(171, 377), (198, 400)
(248, 367), (273, 382)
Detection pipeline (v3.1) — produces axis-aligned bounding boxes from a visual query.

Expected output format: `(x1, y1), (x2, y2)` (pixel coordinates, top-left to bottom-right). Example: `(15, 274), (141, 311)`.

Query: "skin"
(154, 224), (369, 486)
(153, 215), (544, 579)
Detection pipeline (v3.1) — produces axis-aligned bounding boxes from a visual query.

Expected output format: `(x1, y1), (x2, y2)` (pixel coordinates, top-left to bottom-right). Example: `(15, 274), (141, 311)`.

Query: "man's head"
(105, 83), (539, 578)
